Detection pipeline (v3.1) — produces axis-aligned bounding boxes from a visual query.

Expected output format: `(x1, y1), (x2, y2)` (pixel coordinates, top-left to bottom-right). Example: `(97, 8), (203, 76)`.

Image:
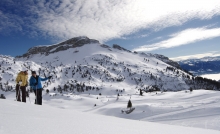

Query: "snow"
(1, 89), (220, 132)
(1, 99), (220, 134)
(1, 43), (220, 133)
(201, 73), (220, 81)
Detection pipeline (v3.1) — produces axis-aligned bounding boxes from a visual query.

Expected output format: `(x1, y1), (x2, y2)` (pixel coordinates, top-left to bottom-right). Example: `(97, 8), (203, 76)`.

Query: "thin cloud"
(0, 11), (23, 34)
(1, 0), (220, 42)
(170, 51), (220, 61)
(133, 27), (220, 52)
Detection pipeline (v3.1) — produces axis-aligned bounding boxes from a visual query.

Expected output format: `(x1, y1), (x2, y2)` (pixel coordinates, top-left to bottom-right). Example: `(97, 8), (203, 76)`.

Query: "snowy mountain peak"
(16, 36), (100, 58)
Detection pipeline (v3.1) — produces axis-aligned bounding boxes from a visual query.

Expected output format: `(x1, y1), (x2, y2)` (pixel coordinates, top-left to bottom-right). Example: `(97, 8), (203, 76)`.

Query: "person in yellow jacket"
(16, 70), (28, 102)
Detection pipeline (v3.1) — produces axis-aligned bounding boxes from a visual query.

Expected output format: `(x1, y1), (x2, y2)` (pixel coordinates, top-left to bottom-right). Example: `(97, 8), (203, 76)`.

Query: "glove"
(48, 76), (52, 79)
(34, 83), (38, 86)
(25, 84), (28, 87)
(17, 83), (20, 86)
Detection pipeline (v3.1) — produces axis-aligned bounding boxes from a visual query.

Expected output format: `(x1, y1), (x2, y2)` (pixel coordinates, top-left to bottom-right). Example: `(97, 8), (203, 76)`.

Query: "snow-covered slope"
(1, 37), (218, 93)
(1, 99), (219, 134)
(1, 37), (220, 132)
(11, 37), (220, 91)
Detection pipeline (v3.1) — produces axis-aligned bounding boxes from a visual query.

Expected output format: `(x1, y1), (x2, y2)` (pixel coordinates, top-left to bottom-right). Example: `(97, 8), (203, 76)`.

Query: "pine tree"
(190, 87), (193, 92)
(127, 100), (132, 109)
(140, 89), (143, 96)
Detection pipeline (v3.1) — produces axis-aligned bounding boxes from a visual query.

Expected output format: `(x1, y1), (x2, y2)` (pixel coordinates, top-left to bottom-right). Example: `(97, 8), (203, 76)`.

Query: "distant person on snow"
(29, 71), (52, 105)
(16, 69), (29, 102)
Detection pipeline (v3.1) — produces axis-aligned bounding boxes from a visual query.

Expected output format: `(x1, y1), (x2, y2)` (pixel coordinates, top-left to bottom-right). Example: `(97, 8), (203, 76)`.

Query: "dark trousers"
(16, 84), (26, 102)
(34, 89), (42, 105)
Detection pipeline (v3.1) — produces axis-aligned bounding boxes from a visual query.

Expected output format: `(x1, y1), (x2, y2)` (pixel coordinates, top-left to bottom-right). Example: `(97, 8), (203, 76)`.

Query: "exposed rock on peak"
(16, 36), (99, 58)
(57, 36), (99, 47)
(113, 44), (131, 53)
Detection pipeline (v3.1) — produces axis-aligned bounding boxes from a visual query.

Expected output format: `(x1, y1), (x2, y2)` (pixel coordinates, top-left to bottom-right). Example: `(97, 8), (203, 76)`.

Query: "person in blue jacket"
(29, 71), (52, 105)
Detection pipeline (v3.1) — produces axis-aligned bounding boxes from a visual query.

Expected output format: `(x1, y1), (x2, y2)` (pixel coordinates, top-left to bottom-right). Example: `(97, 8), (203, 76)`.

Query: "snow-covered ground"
(201, 73), (220, 81)
(1, 38), (220, 133)
(1, 89), (220, 132)
(1, 98), (220, 134)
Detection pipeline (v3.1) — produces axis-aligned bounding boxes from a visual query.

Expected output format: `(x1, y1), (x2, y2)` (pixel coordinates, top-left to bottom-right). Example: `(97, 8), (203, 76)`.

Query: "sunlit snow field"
(1, 89), (220, 132)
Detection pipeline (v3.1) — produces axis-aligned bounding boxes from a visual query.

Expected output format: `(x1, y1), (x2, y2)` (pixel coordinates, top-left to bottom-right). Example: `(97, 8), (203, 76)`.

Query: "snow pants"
(16, 84), (26, 102)
(34, 89), (42, 105)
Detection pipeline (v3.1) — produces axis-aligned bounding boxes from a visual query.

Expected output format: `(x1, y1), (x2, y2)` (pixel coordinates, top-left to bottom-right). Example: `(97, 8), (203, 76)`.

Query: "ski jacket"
(29, 76), (48, 90)
(16, 71), (28, 86)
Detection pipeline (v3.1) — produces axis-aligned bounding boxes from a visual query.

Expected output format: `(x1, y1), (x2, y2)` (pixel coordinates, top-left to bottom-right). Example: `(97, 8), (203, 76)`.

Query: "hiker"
(29, 71), (52, 105)
(16, 69), (28, 102)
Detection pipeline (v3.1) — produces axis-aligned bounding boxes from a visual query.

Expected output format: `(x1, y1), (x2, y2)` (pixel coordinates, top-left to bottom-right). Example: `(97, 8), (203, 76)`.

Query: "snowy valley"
(177, 56), (220, 78)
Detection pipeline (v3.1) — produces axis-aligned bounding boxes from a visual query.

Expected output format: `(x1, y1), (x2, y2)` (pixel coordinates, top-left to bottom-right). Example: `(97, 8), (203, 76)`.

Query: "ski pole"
(36, 86), (37, 105)
(16, 84), (21, 101)
(28, 87), (31, 104)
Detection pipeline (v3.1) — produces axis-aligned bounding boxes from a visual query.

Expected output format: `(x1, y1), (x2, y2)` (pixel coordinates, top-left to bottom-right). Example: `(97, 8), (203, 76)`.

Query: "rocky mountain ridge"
(16, 36), (99, 58)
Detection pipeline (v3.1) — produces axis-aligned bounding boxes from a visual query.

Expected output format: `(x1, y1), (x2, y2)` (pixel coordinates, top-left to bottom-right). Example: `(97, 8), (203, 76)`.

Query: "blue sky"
(0, 0), (220, 60)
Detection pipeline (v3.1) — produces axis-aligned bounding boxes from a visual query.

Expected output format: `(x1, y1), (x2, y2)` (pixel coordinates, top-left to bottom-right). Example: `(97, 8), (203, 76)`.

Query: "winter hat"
(32, 71), (36, 74)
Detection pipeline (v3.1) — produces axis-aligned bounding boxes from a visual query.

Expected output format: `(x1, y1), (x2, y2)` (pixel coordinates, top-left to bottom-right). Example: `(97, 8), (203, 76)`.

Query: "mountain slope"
(1, 37), (220, 95)
(3, 40), (191, 92)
